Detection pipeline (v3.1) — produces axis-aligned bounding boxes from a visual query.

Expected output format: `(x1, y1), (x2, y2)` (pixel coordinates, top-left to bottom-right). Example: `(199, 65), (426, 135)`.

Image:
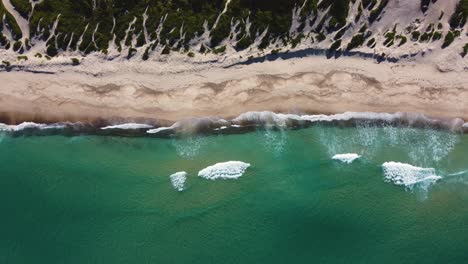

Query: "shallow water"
(1, 126), (468, 263)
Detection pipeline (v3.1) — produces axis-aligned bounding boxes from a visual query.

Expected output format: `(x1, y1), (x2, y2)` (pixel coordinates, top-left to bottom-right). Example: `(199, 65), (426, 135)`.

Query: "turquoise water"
(1, 126), (468, 263)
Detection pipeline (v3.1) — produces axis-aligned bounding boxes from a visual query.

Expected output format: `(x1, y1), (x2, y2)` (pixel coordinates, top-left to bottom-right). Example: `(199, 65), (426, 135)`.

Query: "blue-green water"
(1, 126), (468, 263)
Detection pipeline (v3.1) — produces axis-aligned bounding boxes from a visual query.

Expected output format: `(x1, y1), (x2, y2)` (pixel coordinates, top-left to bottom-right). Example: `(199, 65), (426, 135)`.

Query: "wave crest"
(198, 161), (251, 180)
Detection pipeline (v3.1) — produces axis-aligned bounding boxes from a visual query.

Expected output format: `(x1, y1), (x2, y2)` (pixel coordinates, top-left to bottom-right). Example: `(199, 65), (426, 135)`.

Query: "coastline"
(0, 55), (467, 125)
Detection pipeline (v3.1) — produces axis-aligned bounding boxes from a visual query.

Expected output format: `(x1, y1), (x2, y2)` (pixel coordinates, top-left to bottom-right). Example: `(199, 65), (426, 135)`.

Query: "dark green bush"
(346, 34), (365, 51)
(329, 39), (342, 51)
(46, 45), (58, 56)
(462, 43), (468, 57)
(71, 58), (80, 65)
(442, 31), (454, 48)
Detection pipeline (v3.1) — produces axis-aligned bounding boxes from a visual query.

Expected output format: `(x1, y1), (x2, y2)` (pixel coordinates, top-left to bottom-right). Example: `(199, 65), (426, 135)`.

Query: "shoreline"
(0, 55), (467, 126)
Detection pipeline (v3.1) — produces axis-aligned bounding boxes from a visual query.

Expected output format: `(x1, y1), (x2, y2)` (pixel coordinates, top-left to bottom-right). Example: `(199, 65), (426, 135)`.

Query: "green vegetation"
(0, 1), (23, 40)
(367, 38), (376, 48)
(411, 31), (421, 41)
(1, 0), (463, 60)
(383, 31), (395, 47)
(17, 55), (27, 61)
(369, 0), (389, 23)
(442, 31), (455, 48)
(316, 32), (326, 42)
(2, 60), (11, 67)
(71, 58), (80, 65)
(12, 41), (22, 52)
(329, 39), (342, 51)
(10, 0), (31, 19)
(213, 45), (226, 54)
(432, 32), (442, 41)
(346, 34), (365, 51)
(396, 35), (407, 46)
(449, 0), (467, 29)
(462, 43), (468, 57)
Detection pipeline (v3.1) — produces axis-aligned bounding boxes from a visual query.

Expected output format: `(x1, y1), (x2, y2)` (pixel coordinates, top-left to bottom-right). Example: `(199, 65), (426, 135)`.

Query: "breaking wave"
(0, 111), (465, 138)
(332, 153), (361, 164)
(198, 161), (251, 180)
(382, 162), (442, 199)
(170, 171), (187, 192)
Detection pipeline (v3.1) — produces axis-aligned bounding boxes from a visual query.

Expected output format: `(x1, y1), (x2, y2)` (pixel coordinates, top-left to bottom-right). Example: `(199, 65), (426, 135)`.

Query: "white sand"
(0, 55), (466, 124)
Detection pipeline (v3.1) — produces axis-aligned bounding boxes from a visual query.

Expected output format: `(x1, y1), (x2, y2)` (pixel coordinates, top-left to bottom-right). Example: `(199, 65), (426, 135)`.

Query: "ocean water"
(1, 125), (468, 263)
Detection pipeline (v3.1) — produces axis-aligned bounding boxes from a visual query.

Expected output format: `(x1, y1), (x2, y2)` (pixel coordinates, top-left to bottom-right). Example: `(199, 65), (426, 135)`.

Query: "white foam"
(170, 171), (187, 192)
(332, 153), (361, 164)
(0, 122), (66, 132)
(382, 162), (442, 187)
(147, 126), (173, 134)
(198, 161), (251, 180)
(101, 123), (152, 130)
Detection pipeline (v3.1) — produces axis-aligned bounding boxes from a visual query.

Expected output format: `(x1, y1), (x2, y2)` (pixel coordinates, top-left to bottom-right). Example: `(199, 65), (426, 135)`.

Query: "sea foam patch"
(0, 122), (67, 132)
(382, 162), (442, 188)
(198, 161), (251, 180)
(332, 153), (361, 164)
(170, 171), (187, 191)
(101, 123), (153, 130)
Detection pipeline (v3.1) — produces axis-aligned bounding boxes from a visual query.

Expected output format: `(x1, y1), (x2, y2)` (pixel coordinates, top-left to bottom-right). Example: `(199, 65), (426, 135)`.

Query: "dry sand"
(0, 56), (467, 124)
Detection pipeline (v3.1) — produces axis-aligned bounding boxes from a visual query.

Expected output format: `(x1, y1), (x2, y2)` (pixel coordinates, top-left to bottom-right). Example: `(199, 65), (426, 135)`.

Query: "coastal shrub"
(45, 55), (51, 60)
(46, 45), (58, 57)
(127, 47), (137, 59)
(432, 32), (442, 41)
(187, 51), (195, 57)
(334, 27), (346, 40)
(71, 58), (80, 66)
(2, 9), (22, 40)
(236, 36), (253, 51)
(411, 31), (421, 41)
(161, 45), (170, 55)
(271, 49), (280, 55)
(316, 32), (326, 42)
(346, 34), (365, 51)
(442, 31), (455, 48)
(369, 0), (389, 23)
(13, 41), (22, 52)
(419, 32), (433, 42)
(142, 47), (150, 61)
(24, 38), (30, 49)
(329, 39), (342, 51)
(291, 33), (304, 48)
(367, 38), (376, 48)
(420, 0), (431, 13)
(362, 0), (377, 10)
(17, 55), (27, 61)
(383, 32), (395, 47)
(199, 44), (207, 53)
(213, 45), (226, 54)
(394, 35), (407, 46)
(2, 60), (11, 67)
(462, 43), (468, 57)
(318, 0), (350, 30)
(34, 53), (42, 58)
(0, 33), (9, 47)
(10, 0), (31, 19)
(449, 0), (467, 29)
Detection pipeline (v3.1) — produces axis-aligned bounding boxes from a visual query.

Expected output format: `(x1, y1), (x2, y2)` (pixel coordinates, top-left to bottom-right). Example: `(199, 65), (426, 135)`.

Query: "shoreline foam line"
(0, 111), (466, 137)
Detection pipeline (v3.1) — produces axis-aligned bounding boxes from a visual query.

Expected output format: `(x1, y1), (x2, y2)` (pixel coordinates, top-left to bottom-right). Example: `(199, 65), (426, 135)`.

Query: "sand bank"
(0, 56), (467, 124)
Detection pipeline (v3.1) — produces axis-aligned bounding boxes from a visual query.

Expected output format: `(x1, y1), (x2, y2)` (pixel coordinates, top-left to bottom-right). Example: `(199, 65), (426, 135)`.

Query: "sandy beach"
(0, 55), (467, 125)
